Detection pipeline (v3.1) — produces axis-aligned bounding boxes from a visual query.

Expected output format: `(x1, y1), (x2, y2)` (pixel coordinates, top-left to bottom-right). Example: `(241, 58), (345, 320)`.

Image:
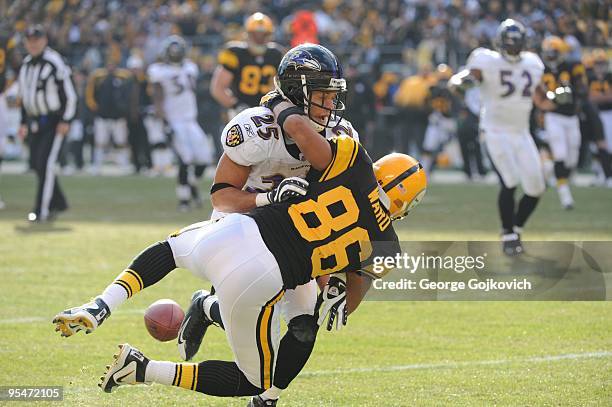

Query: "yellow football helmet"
(435, 63), (453, 81)
(541, 36), (569, 66)
(374, 153), (427, 220)
(245, 12), (274, 34)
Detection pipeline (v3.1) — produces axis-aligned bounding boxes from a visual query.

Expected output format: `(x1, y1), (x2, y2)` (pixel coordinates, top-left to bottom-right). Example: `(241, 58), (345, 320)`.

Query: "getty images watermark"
(365, 241), (611, 300)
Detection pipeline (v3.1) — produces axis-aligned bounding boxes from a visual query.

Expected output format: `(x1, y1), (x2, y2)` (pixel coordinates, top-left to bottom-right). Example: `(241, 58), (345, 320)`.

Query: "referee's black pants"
(29, 114), (68, 220)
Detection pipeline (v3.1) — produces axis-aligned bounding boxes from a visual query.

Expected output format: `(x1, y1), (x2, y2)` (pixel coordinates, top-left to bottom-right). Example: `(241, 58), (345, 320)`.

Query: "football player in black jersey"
(53, 48), (427, 403)
(540, 36), (588, 209)
(211, 12), (284, 117)
(585, 49), (612, 186)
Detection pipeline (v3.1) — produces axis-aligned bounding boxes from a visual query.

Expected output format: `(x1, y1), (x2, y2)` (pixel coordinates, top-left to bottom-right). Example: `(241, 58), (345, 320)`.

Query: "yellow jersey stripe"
(320, 137), (358, 182)
(319, 146), (338, 181)
(218, 50), (239, 70)
(257, 290), (284, 389)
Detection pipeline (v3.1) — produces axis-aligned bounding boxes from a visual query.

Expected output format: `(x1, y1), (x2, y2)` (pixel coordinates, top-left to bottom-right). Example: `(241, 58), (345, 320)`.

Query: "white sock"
(100, 284), (128, 312)
(261, 386), (282, 400)
(145, 360), (176, 385)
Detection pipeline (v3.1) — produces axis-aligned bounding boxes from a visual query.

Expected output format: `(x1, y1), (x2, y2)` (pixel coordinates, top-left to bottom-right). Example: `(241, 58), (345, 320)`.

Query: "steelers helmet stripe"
(382, 163), (423, 193)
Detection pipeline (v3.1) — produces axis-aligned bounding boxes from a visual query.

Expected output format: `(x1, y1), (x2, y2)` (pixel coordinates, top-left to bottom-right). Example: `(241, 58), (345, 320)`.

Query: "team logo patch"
(287, 50), (321, 71)
(225, 124), (244, 147)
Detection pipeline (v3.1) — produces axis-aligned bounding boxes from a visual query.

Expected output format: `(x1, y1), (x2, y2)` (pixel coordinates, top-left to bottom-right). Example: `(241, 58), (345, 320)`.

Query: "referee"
(17, 25), (77, 222)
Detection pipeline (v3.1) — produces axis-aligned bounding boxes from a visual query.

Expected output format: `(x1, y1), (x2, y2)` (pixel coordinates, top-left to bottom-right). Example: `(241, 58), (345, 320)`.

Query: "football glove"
(546, 86), (573, 106)
(255, 177), (309, 207)
(316, 274), (348, 331)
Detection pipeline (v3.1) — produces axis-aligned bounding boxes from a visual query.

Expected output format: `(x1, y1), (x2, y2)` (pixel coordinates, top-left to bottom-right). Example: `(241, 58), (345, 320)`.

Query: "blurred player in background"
(86, 53), (133, 174)
(540, 36), (589, 209)
(449, 19), (552, 256)
(421, 64), (457, 175)
(126, 54), (152, 175)
(211, 12), (284, 117)
(148, 35), (215, 211)
(0, 23), (18, 209)
(585, 49), (612, 186)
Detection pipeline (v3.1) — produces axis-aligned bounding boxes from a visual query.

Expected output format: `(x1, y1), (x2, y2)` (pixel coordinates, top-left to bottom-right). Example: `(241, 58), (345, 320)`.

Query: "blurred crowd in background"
(1, 0), (610, 177)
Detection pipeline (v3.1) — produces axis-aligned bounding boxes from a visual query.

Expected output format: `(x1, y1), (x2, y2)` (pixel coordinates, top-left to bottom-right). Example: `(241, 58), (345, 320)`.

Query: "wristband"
(277, 106), (306, 130)
(255, 192), (271, 207)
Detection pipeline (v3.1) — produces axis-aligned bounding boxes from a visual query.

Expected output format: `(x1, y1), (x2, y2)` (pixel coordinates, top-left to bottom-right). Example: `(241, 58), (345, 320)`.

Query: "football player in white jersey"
(148, 36), (215, 211)
(449, 19), (555, 256)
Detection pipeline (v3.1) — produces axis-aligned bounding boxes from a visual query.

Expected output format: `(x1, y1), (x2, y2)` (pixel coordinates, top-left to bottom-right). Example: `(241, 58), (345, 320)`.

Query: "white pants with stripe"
(168, 214), (284, 389)
(543, 112), (581, 168)
(168, 119), (214, 165)
(600, 109), (612, 153)
(483, 126), (545, 197)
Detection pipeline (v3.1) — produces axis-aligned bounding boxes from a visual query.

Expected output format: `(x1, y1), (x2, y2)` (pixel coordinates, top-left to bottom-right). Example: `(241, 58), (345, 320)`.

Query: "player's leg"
(113, 118), (130, 170)
(600, 109), (612, 186)
(92, 118), (110, 175)
(421, 113), (442, 175)
(484, 129), (522, 255)
(169, 121), (193, 210)
(545, 113), (574, 209)
(257, 281), (319, 403)
(187, 121), (214, 207)
(514, 132), (546, 234)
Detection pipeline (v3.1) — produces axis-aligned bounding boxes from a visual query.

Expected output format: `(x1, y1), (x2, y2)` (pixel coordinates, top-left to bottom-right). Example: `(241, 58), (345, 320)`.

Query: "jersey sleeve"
(185, 60), (199, 77)
(221, 112), (269, 166)
(217, 46), (240, 74)
(466, 48), (491, 71)
(319, 136), (360, 182)
(146, 64), (163, 84)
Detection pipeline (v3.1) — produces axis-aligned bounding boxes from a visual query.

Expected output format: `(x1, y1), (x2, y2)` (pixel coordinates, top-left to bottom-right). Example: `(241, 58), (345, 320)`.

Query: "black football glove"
(316, 274), (348, 331)
(256, 177), (309, 207)
(547, 86), (573, 106)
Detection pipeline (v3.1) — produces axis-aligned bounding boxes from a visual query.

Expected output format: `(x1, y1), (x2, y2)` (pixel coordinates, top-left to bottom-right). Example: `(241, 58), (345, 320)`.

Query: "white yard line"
(0, 309), (145, 324)
(301, 351), (612, 377)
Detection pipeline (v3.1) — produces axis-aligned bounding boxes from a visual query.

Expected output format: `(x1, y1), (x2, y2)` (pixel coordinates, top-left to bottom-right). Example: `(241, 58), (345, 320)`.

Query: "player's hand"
(18, 124), (28, 140)
(316, 274), (348, 331)
(56, 121), (70, 137)
(260, 90), (289, 111)
(256, 177), (309, 206)
(547, 86), (573, 107)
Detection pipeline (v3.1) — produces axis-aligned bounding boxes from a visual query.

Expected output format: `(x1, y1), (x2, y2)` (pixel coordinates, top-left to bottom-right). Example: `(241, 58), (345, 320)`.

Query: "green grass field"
(0, 174), (611, 406)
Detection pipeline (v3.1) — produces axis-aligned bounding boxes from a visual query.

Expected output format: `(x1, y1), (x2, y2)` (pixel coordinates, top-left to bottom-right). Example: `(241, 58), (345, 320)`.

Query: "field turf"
(0, 173), (610, 406)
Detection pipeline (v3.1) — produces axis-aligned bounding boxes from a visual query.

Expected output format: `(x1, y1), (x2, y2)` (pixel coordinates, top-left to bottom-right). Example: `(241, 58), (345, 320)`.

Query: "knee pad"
(287, 315), (318, 345)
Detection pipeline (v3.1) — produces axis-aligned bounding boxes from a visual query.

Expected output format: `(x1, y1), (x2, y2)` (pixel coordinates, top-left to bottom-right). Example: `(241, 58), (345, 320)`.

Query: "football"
(144, 299), (185, 342)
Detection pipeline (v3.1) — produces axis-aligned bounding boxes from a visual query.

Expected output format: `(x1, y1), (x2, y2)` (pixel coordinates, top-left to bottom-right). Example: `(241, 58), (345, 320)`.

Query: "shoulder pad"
(327, 118), (360, 141)
(221, 106), (275, 166)
(521, 52), (545, 70)
(467, 47), (496, 70)
(226, 41), (249, 51)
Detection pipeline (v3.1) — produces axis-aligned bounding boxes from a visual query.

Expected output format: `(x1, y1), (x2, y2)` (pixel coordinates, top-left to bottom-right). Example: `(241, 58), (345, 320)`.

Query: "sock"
(145, 360), (176, 385)
(100, 241), (176, 310)
(515, 194), (540, 229)
(498, 186), (516, 234)
(596, 147), (612, 178)
(195, 164), (206, 178)
(261, 386), (282, 400)
(195, 361), (263, 396)
(272, 315), (318, 390)
(203, 296), (224, 329)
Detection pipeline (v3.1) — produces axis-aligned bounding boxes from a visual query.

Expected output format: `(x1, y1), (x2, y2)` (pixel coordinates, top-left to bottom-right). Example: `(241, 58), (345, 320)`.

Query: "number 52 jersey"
(467, 47), (544, 131)
(247, 136), (400, 290)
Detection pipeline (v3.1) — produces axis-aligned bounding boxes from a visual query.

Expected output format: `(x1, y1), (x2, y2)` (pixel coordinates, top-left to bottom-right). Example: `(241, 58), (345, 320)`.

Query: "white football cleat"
(52, 297), (111, 337)
(99, 343), (150, 393)
(556, 183), (574, 210)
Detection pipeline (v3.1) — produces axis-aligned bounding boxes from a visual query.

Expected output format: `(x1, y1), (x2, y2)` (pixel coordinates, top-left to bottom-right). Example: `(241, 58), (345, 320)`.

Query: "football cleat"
(178, 290), (215, 361)
(502, 233), (523, 256)
(556, 183), (574, 210)
(53, 297), (111, 337)
(99, 343), (150, 393)
(247, 395), (278, 407)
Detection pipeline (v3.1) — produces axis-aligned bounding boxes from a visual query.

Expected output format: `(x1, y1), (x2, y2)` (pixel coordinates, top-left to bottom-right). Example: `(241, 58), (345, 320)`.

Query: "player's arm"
(589, 82), (612, 104)
(448, 68), (482, 93)
(533, 84), (556, 111)
(210, 153), (256, 212)
(210, 66), (238, 108)
(346, 271), (372, 314)
(151, 82), (165, 120)
(271, 100), (332, 171)
(85, 71), (98, 112)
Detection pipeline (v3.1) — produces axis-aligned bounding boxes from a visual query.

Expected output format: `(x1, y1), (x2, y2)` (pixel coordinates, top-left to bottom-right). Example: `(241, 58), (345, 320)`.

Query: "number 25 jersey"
(467, 48), (544, 132)
(247, 136), (400, 290)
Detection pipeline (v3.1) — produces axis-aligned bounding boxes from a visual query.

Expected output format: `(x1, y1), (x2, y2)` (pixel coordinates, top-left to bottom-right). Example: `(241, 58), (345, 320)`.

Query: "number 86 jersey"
(247, 136), (400, 290)
(467, 47), (544, 132)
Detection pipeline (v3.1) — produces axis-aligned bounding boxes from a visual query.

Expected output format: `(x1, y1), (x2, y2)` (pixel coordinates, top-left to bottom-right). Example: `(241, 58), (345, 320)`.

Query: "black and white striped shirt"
(18, 47), (77, 122)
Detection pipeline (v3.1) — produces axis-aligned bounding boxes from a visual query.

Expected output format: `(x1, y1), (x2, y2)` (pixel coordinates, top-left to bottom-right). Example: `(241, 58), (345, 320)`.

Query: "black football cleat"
(178, 290), (215, 361)
(99, 343), (150, 393)
(53, 297), (111, 337)
(502, 233), (524, 256)
(247, 395), (278, 407)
